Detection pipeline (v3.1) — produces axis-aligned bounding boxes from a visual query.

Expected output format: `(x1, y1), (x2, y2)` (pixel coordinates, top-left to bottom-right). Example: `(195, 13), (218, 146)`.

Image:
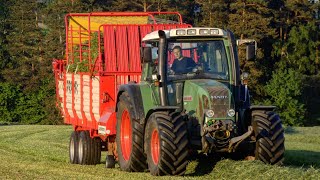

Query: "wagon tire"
(78, 131), (93, 165)
(105, 155), (116, 168)
(69, 131), (79, 164)
(92, 137), (101, 164)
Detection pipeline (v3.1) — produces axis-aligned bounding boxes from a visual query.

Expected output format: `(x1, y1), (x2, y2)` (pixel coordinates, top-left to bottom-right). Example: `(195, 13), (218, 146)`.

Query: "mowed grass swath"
(0, 125), (319, 179)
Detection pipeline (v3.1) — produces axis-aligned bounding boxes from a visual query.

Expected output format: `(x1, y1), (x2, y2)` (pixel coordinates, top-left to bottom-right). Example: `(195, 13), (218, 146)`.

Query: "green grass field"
(0, 125), (319, 179)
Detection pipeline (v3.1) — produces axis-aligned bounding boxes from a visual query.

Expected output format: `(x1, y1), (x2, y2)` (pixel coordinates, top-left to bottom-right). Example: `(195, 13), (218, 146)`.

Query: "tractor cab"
(142, 29), (235, 109)
(141, 28), (256, 152)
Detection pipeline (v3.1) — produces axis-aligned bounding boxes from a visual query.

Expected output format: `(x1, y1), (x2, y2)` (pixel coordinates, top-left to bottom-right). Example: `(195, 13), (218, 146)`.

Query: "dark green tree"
(195, 0), (230, 28)
(35, 0), (89, 124)
(279, 22), (320, 74)
(166, 0), (195, 24)
(0, 0), (84, 124)
(110, 0), (151, 11)
(2, 0), (50, 124)
(267, 1), (320, 125)
(2, 0), (43, 90)
(0, 82), (21, 123)
(228, 0), (276, 102)
(106, 0), (195, 24)
(0, 1), (9, 77)
(264, 68), (305, 126)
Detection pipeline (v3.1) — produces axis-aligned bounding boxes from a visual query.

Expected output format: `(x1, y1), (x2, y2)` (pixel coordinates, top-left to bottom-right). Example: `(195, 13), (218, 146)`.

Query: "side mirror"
(141, 47), (152, 63)
(246, 44), (256, 61)
(236, 39), (256, 61)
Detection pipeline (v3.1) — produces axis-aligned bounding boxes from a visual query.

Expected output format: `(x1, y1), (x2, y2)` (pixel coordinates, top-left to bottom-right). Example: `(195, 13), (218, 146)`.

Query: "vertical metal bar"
(158, 30), (168, 106)
(70, 25), (74, 64)
(128, 25), (141, 72)
(88, 15), (92, 74)
(79, 25), (82, 63)
(116, 26), (129, 84)
(63, 71), (69, 123)
(71, 74), (79, 125)
(65, 15), (70, 65)
(80, 74), (86, 125)
(104, 26), (116, 72)
(98, 25), (103, 72)
(153, 24), (165, 31)
(139, 25), (152, 42)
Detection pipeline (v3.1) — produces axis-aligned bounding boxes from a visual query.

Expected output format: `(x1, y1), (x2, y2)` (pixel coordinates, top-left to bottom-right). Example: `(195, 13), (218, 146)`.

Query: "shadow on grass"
(186, 153), (221, 176)
(0, 122), (20, 126)
(284, 150), (320, 168)
(284, 126), (298, 134)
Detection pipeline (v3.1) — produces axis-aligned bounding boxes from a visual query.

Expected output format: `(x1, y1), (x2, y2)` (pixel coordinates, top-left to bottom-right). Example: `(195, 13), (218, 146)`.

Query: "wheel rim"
(78, 138), (83, 161)
(120, 109), (132, 161)
(151, 129), (160, 165)
(70, 137), (75, 160)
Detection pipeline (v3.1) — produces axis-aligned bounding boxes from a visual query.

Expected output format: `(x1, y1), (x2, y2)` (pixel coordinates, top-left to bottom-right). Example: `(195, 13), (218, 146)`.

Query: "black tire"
(78, 131), (93, 165)
(106, 155), (116, 168)
(69, 131), (79, 164)
(145, 111), (189, 176)
(252, 110), (285, 165)
(92, 137), (101, 164)
(116, 92), (147, 172)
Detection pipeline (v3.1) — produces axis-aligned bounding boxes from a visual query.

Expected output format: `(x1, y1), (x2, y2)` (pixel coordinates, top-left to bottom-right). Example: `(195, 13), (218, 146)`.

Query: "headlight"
(206, 110), (214, 118)
(199, 29), (210, 35)
(187, 29), (196, 35)
(210, 29), (219, 35)
(227, 109), (235, 117)
(176, 30), (186, 35)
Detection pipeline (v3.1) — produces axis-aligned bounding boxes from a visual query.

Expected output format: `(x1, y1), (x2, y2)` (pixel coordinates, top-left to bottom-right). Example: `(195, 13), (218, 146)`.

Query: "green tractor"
(114, 28), (284, 176)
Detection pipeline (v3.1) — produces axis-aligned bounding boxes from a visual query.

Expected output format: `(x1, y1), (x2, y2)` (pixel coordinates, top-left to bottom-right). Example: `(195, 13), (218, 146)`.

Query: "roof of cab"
(142, 27), (227, 41)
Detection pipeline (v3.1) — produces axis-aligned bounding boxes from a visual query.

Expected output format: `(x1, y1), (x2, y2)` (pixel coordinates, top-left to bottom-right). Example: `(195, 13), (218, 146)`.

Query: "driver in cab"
(171, 46), (196, 74)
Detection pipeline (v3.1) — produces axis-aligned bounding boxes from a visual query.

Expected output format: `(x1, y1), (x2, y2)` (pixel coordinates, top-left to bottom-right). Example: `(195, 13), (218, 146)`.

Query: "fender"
(143, 106), (181, 125)
(117, 83), (145, 123)
(117, 84), (181, 125)
(249, 105), (276, 111)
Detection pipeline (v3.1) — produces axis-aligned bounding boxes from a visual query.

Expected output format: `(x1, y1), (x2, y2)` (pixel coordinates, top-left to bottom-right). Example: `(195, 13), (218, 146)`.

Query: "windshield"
(167, 40), (229, 81)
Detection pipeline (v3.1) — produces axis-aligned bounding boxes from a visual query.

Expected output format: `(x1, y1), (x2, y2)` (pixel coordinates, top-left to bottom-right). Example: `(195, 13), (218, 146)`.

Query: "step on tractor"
(53, 12), (285, 176)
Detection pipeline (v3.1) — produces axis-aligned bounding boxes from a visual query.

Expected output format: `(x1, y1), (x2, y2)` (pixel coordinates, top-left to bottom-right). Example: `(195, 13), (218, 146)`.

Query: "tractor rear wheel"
(116, 92), (147, 172)
(145, 111), (189, 176)
(252, 110), (285, 165)
(69, 131), (79, 164)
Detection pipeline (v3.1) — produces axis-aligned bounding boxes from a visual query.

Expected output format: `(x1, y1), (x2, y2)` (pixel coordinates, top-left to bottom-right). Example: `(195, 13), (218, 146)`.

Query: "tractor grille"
(205, 86), (229, 118)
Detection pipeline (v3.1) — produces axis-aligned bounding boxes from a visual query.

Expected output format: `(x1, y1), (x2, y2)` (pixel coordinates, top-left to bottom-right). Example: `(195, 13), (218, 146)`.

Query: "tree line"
(0, 0), (319, 126)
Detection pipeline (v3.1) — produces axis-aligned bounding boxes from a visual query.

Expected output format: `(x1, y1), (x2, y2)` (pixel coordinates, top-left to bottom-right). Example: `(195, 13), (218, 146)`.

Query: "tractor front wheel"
(145, 111), (189, 176)
(252, 110), (285, 165)
(116, 92), (147, 172)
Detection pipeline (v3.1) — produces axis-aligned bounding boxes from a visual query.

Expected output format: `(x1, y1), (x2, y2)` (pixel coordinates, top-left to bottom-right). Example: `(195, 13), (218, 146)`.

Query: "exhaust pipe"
(158, 30), (168, 106)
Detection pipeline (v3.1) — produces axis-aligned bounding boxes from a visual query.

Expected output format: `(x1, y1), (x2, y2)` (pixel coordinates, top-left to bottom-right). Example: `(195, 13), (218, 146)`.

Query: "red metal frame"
(53, 12), (191, 140)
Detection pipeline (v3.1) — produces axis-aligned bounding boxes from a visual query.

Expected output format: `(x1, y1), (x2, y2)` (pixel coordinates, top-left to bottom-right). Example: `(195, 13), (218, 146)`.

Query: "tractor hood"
(183, 79), (235, 120)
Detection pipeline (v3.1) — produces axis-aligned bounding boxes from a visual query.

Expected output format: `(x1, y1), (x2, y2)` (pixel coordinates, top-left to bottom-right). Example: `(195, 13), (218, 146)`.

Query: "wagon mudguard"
(117, 83), (145, 122)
